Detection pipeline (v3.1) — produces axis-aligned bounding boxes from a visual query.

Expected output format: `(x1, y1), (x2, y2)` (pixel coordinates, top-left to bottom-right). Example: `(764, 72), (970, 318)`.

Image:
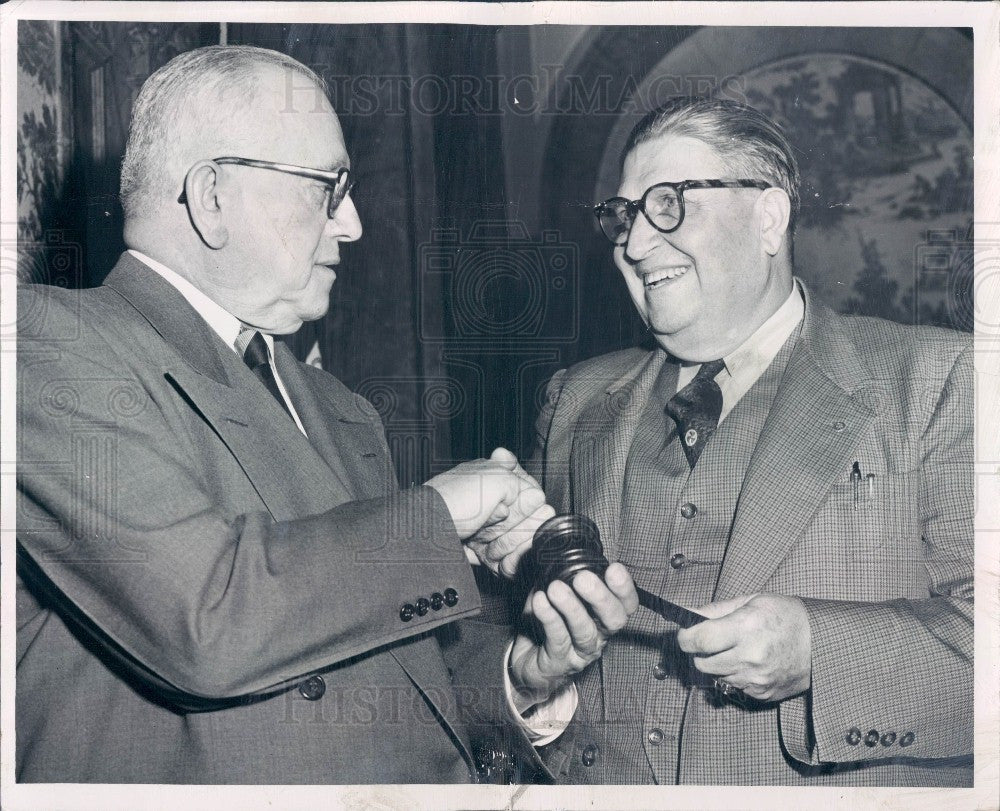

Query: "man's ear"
(757, 187), (791, 257)
(183, 160), (229, 249)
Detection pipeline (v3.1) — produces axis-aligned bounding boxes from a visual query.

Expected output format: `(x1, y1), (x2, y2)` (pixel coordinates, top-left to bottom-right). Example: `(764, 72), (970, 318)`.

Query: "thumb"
(692, 593), (757, 620)
(490, 447), (518, 469)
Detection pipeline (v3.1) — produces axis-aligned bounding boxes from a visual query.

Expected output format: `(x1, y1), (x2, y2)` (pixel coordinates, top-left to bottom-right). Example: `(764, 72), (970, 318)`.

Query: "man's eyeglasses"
(593, 179), (771, 245)
(212, 157), (357, 218)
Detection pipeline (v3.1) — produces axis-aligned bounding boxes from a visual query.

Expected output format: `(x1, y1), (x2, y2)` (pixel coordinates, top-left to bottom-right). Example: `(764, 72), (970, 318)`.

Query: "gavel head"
(529, 513), (610, 588)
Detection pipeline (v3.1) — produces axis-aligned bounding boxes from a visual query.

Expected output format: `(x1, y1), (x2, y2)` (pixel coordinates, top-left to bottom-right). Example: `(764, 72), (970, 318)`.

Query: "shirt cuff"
(502, 641), (578, 746)
(464, 545), (480, 566)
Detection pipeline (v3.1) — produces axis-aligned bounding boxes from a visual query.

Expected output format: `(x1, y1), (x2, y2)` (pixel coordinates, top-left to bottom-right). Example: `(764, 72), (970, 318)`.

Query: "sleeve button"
(399, 603), (415, 622)
(880, 731), (896, 747)
(298, 674), (326, 701)
(430, 592), (444, 610)
(415, 597), (430, 616)
(443, 587), (458, 607)
(846, 727), (862, 746)
(864, 729), (879, 747)
(899, 731), (915, 747)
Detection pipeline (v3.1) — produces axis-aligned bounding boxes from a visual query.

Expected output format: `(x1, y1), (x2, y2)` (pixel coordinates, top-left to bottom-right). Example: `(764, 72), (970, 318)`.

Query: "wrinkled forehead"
(618, 134), (728, 196)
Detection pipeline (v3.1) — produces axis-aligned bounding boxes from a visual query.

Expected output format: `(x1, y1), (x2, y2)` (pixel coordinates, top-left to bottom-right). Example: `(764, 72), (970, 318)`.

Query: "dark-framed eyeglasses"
(212, 156), (357, 218)
(593, 179), (772, 245)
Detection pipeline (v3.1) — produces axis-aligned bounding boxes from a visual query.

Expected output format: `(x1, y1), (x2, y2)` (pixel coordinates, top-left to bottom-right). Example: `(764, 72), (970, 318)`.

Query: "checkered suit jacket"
(526, 284), (973, 785)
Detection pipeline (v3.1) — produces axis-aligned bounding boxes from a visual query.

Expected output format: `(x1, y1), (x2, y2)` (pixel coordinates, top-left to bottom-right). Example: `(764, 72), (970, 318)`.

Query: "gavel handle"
(635, 586), (707, 628)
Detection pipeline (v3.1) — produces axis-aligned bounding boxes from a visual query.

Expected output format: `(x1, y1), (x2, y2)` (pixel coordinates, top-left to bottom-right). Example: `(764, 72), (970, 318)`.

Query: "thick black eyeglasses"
(212, 157), (357, 218)
(594, 179), (771, 245)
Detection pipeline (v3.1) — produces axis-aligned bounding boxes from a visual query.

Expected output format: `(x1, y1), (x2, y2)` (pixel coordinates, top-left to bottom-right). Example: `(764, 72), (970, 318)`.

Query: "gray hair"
(623, 96), (801, 232)
(119, 45), (325, 219)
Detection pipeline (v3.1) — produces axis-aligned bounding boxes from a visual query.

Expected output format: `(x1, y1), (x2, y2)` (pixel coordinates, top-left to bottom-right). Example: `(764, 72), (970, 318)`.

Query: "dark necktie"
(235, 327), (294, 421)
(665, 359), (725, 468)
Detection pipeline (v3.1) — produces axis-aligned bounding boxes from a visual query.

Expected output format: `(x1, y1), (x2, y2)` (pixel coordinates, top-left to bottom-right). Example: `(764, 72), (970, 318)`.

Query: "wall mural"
(16, 20), (73, 284)
(742, 54), (973, 331)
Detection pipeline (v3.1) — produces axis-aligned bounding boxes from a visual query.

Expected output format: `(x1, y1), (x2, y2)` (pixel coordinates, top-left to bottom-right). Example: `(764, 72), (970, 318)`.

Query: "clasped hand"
(426, 447), (554, 577)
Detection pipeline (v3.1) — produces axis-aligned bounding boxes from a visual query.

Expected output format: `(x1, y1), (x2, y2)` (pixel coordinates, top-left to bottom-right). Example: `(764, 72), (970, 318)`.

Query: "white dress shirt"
(507, 282), (806, 744)
(128, 250), (307, 435)
(676, 282), (805, 420)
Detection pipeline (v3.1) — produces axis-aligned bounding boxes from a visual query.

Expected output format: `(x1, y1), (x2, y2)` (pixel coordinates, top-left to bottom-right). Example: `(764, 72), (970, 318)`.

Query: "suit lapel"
(571, 350), (668, 563)
(715, 295), (884, 599)
(273, 345), (390, 501)
(104, 253), (233, 386)
(103, 255), (357, 520)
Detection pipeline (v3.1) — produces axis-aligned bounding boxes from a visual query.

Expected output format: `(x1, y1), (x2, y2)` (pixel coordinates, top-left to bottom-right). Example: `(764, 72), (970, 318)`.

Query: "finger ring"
(713, 678), (739, 696)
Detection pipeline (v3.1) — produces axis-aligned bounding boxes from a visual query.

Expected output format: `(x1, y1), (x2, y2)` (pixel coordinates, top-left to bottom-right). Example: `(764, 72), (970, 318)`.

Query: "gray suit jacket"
(16, 253), (494, 783)
(526, 286), (973, 785)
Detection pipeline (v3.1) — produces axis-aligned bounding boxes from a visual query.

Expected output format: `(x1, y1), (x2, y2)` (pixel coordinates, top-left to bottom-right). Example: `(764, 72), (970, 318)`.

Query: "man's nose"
(622, 211), (662, 264)
(328, 194), (363, 243)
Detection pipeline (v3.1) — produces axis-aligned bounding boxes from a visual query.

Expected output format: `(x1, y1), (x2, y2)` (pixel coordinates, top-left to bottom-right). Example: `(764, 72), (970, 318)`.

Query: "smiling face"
(614, 134), (792, 360)
(209, 66), (362, 333)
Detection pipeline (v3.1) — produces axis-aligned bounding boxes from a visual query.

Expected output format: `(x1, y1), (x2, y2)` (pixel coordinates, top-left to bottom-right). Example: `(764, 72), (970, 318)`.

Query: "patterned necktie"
(235, 327), (294, 421)
(665, 359), (725, 468)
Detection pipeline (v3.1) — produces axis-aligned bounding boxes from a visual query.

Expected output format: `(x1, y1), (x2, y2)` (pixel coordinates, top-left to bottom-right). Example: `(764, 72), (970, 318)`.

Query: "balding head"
(119, 45), (362, 335)
(120, 45), (327, 222)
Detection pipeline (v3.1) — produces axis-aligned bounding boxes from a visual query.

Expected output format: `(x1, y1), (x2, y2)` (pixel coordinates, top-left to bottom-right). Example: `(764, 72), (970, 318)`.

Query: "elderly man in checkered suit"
(501, 97), (973, 786)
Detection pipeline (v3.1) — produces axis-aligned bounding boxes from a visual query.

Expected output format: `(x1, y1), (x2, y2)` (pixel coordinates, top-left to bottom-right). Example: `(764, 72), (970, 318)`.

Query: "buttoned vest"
(572, 329), (800, 783)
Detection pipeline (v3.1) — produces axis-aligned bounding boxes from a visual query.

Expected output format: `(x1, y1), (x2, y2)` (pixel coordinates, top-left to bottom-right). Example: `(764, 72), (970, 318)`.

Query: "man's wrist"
(507, 655), (561, 715)
(507, 659), (544, 715)
(503, 642), (579, 746)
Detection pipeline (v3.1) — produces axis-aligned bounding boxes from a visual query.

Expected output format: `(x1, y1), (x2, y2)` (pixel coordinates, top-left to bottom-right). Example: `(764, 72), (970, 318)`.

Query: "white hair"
(119, 45), (326, 219)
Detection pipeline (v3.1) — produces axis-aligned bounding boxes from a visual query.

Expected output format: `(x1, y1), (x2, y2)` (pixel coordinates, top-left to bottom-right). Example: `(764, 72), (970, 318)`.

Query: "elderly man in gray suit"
(15, 45), (571, 784)
(503, 97), (973, 786)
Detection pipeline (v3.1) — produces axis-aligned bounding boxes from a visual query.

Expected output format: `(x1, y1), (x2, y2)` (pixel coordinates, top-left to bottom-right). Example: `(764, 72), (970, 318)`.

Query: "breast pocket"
(824, 468), (921, 550)
(792, 467), (926, 599)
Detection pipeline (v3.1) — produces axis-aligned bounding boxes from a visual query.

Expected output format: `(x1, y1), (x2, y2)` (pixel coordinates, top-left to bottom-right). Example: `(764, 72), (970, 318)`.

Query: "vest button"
(679, 503), (698, 519)
(581, 744), (598, 767)
(652, 663), (668, 680)
(669, 553), (687, 569)
(647, 728), (664, 745)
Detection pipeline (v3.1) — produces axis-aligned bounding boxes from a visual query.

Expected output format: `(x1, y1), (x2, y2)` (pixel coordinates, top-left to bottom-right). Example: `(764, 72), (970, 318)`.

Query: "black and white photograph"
(2, 2), (997, 808)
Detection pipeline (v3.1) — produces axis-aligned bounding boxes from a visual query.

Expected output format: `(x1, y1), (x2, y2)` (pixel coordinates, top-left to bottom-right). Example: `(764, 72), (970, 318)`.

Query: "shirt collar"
(127, 249), (274, 358)
(721, 281), (804, 379)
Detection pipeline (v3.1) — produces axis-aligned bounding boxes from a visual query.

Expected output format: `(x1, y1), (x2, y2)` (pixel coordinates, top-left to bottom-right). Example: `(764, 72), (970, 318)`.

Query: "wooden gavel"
(529, 513), (707, 629)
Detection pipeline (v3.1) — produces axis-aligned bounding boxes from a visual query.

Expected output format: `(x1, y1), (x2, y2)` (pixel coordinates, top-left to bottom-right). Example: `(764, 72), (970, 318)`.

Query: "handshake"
(425, 447), (555, 579)
(426, 448), (639, 712)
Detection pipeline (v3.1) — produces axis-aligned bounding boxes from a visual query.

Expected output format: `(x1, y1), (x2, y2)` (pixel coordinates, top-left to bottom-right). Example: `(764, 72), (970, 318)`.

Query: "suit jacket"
(15, 253), (496, 784)
(525, 285), (973, 785)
